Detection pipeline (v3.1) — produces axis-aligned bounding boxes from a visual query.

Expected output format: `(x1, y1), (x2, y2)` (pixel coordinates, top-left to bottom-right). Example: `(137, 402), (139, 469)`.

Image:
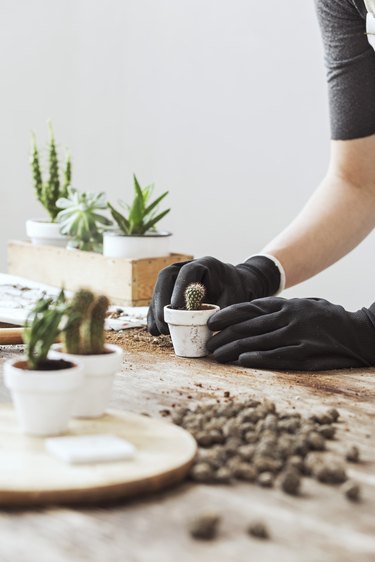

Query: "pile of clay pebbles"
(172, 397), (361, 500)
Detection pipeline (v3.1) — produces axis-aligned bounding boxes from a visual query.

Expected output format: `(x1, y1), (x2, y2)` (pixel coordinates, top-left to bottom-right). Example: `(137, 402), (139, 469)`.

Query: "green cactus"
(80, 295), (109, 355)
(63, 289), (109, 355)
(63, 289), (95, 354)
(184, 282), (206, 310)
(30, 121), (72, 221)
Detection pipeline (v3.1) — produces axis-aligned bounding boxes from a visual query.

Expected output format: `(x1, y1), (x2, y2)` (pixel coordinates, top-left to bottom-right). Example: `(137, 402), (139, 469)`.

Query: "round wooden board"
(0, 406), (197, 506)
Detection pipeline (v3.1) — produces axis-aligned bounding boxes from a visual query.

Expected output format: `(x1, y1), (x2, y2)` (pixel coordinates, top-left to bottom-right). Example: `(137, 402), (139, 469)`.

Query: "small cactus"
(63, 289), (109, 355)
(184, 283), (206, 311)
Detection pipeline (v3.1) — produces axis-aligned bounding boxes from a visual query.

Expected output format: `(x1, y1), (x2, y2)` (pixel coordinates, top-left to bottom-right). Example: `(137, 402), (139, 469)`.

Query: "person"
(147, 0), (375, 371)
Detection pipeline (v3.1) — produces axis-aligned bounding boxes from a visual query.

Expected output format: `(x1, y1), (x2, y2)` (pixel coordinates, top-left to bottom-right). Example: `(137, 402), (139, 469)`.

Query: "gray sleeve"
(315, 0), (375, 140)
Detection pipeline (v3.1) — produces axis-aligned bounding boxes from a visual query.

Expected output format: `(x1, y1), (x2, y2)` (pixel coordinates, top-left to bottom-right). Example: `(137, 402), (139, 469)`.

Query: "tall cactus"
(184, 283), (206, 310)
(63, 289), (94, 354)
(80, 295), (109, 355)
(30, 122), (72, 221)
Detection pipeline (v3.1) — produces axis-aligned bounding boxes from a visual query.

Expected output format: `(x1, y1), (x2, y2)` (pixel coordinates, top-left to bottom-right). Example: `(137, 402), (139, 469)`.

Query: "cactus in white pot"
(164, 283), (219, 358)
(50, 288), (123, 418)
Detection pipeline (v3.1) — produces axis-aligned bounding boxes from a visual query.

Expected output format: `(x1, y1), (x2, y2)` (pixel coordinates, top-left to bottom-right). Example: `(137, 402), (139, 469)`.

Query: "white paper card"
(45, 434), (136, 464)
(367, 13), (375, 51)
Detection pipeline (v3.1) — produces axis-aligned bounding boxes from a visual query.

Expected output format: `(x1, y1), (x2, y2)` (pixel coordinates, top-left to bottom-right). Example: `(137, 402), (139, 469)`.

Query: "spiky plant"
(30, 121), (71, 222)
(56, 188), (112, 252)
(23, 290), (67, 370)
(184, 283), (206, 311)
(107, 174), (170, 235)
(63, 289), (109, 355)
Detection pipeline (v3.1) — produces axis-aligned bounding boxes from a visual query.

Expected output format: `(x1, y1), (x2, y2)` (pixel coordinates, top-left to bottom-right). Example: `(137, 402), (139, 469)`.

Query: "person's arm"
(262, 136), (375, 288)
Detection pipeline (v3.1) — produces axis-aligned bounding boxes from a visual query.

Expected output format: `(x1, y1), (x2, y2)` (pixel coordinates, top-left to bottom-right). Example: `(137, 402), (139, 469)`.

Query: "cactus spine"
(63, 289), (109, 355)
(184, 283), (206, 310)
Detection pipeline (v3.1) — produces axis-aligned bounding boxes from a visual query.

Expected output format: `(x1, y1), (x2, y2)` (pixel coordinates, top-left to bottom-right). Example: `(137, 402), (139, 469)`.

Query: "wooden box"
(7, 240), (193, 306)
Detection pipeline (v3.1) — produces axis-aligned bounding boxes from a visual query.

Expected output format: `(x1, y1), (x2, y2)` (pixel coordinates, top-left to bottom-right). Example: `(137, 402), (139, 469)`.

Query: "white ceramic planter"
(103, 231), (172, 259)
(3, 357), (83, 436)
(26, 218), (67, 247)
(49, 343), (123, 418)
(164, 304), (220, 358)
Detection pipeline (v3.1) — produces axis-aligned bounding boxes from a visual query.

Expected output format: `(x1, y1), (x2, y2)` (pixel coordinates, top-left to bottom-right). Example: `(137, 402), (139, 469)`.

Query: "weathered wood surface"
(0, 344), (374, 562)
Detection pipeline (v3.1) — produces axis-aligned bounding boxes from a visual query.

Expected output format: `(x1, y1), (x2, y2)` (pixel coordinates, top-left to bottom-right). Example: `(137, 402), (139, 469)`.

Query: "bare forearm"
(262, 162), (375, 289)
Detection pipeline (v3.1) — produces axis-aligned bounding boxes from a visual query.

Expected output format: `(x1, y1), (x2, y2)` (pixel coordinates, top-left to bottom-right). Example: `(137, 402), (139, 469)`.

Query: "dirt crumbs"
(172, 399), (362, 500)
(105, 328), (173, 354)
(188, 512), (270, 542)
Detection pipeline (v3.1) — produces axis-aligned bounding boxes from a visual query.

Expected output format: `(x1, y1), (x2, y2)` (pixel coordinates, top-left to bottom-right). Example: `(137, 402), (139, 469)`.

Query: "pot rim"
(164, 303), (220, 326)
(104, 230), (172, 239)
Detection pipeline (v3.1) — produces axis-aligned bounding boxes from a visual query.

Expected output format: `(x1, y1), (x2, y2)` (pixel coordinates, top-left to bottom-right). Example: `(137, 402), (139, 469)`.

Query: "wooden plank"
(7, 240), (192, 306)
(0, 346), (374, 562)
(0, 328), (24, 345)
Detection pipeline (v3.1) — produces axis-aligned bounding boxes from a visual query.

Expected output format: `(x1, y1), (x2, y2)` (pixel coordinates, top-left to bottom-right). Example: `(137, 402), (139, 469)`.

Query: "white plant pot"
(26, 218), (67, 247)
(49, 344), (123, 418)
(164, 304), (220, 358)
(103, 231), (172, 259)
(3, 357), (83, 436)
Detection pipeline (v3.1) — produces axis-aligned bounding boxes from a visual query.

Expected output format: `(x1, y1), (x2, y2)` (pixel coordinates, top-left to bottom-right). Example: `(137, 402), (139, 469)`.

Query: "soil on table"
(105, 328), (173, 355)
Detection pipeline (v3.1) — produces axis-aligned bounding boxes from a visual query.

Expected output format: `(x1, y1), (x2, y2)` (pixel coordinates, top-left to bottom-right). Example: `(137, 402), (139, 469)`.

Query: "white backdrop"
(1, 0), (374, 310)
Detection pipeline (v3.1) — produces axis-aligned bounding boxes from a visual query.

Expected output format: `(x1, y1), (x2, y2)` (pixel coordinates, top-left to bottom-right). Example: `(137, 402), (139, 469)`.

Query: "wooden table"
(0, 343), (374, 562)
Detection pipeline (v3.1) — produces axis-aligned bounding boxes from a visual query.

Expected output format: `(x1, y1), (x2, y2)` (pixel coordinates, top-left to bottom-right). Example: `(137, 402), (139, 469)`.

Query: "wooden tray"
(0, 406), (197, 506)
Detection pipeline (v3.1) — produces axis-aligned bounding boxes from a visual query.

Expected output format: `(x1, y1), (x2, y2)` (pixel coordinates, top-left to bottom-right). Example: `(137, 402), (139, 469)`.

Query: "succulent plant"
(24, 290), (67, 370)
(63, 289), (109, 355)
(56, 188), (112, 252)
(108, 174), (170, 235)
(184, 283), (206, 310)
(30, 121), (71, 222)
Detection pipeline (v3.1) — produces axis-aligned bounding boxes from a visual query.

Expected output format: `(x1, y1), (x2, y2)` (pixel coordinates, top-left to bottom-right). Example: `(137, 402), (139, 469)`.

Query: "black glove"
(147, 256), (281, 335)
(206, 297), (375, 371)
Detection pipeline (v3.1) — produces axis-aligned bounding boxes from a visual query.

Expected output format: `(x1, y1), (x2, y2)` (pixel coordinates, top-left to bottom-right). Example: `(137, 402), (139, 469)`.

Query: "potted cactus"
(164, 283), (219, 358)
(103, 174), (171, 259)
(50, 289), (123, 417)
(27, 122), (71, 247)
(3, 291), (83, 436)
(56, 188), (112, 252)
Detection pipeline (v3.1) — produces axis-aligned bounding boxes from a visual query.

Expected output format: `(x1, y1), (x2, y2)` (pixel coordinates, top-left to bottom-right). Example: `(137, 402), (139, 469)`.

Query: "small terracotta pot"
(4, 357), (83, 436)
(49, 344), (123, 418)
(164, 304), (220, 358)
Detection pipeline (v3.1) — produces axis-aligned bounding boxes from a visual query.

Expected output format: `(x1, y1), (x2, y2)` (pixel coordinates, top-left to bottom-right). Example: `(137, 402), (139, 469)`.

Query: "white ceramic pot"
(3, 357), (83, 436)
(164, 304), (220, 358)
(103, 231), (172, 259)
(49, 343), (123, 418)
(26, 218), (67, 247)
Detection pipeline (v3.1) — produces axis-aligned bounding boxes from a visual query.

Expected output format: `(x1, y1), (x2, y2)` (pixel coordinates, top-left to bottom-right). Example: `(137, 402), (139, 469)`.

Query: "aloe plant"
(63, 289), (109, 355)
(108, 174), (170, 235)
(30, 122), (71, 221)
(23, 290), (67, 370)
(56, 188), (112, 252)
(184, 283), (206, 310)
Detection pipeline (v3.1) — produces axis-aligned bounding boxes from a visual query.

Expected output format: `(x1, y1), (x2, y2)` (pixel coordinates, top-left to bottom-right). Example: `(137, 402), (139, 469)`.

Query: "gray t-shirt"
(315, 0), (375, 139)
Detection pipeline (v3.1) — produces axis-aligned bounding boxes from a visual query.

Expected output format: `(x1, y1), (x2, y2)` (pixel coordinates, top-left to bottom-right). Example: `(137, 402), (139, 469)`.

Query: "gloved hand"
(206, 297), (375, 371)
(147, 255), (281, 335)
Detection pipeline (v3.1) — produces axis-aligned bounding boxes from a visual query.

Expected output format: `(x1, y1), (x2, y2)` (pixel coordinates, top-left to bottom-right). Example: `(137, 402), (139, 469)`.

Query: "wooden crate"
(7, 240), (193, 306)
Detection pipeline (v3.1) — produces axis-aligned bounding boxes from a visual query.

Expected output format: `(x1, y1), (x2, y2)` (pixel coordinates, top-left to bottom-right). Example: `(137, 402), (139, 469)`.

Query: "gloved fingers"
(171, 261), (209, 308)
(148, 263), (187, 334)
(211, 327), (290, 363)
(206, 311), (282, 352)
(208, 298), (285, 331)
(237, 344), (304, 370)
(147, 306), (164, 336)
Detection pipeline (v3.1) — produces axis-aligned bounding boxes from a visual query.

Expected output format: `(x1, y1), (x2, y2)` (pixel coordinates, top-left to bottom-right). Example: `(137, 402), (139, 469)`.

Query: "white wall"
(1, 0), (374, 310)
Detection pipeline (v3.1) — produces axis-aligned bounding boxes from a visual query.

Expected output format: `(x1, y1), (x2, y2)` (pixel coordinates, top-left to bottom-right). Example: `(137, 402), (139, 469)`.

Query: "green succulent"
(30, 121), (71, 222)
(56, 188), (112, 252)
(108, 174), (170, 235)
(24, 290), (67, 370)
